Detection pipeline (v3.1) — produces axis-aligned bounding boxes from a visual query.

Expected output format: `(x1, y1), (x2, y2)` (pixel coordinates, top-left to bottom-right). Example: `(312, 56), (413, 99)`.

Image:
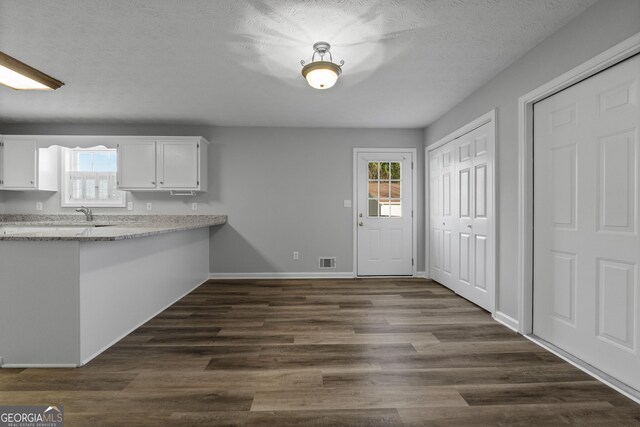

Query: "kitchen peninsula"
(0, 214), (226, 367)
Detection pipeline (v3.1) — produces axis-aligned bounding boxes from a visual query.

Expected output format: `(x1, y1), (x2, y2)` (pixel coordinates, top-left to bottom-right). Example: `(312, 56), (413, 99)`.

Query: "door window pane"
(368, 162), (379, 179)
(368, 199), (379, 217)
(366, 161), (402, 218)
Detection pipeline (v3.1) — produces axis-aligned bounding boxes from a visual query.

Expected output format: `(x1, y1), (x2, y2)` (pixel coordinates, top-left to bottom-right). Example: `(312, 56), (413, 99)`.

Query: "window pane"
(368, 199), (379, 217)
(379, 198), (391, 217)
(77, 152), (95, 172)
(65, 149), (125, 207)
(389, 199), (402, 217)
(368, 162), (379, 179)
(71, 177), (82, 200)
(368, 180), (379, 198)
(98, 178), (109, 199)
(390, 162), (401, 180)
(85, 179), (96, 199)
(379, 162), (390, 180)
(390, 180), (401, 198)
(379, 181), (390, 199)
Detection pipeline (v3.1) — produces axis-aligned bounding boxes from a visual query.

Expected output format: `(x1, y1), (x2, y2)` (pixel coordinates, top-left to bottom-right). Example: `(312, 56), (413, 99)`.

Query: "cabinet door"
(157, 141), (199, 189)
(117, 141), (157, 189)
(2, 140), (37, 189)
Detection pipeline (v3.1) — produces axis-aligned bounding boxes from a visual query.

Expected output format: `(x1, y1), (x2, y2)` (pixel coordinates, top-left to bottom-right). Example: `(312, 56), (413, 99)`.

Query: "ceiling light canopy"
(301, 42), (343, 90)
(0, 51), (64, 90)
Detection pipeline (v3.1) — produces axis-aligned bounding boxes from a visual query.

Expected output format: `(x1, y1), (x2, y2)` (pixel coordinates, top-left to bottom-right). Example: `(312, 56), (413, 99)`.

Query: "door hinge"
(116, 143), (119, 148)
(411, 210), (414, 218)
(412, 258), (414, 266)
(411, 162), (414, 169)
(197, 143), (200, 148)
(197, 180), (199, 185)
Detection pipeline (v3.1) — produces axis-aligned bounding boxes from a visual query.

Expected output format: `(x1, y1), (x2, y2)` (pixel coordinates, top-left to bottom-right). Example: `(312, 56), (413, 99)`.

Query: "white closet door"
(533, 54), (640, 391)
(429, 144), (455, 285)
(429, 120), (494, 313)
(453, 124), (494, 312)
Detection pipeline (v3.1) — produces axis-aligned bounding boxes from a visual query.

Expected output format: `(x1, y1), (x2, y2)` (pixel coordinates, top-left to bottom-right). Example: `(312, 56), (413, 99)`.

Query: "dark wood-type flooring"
(1, 279), (639, 426)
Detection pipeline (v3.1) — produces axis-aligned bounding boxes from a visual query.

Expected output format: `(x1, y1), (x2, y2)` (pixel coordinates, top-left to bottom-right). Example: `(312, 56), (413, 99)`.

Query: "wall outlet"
(127, 202), (134, 211)
(293, 251), (299, 260)
(192, 202), (198, 211)
(146, 202), (152, 211)
(343, 199), (352, 208)
(36, 202), (43, 211)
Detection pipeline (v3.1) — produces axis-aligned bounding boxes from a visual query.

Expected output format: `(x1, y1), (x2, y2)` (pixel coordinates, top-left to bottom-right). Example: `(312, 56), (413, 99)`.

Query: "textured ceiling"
(0, 0), (597, 128)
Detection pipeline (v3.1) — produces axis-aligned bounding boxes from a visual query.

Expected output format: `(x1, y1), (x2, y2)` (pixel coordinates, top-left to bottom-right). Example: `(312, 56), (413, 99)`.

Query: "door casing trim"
(517, 31), (640, 335)
(352, 148), (418, 277)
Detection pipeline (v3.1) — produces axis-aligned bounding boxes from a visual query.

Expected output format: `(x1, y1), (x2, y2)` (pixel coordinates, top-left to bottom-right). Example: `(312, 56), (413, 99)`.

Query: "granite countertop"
(0, 214), (227, 241)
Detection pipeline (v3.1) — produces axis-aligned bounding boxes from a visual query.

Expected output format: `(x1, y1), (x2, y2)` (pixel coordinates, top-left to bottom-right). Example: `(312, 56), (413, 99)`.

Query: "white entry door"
(534, 54), (640, 391)
(356, 151), (414, 276)
(428, 119), (495, 312)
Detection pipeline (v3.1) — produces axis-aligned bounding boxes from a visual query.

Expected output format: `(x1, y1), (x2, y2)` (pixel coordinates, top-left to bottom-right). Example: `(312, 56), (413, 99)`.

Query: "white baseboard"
(416, 270), (427, 278)
(208, 272), (356, 280)
(493, 311), (519, 332)
(1, 363), (79, 368)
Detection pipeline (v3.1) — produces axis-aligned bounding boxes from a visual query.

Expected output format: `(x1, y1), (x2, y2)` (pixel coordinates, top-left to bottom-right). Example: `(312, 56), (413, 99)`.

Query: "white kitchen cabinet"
(0, 139), (58, 191)
(117, 140), (157, 189)
(117, 137), (208, 192)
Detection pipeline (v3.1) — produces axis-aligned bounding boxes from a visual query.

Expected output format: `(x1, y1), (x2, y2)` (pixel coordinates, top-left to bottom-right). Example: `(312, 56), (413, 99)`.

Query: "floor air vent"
(319, 257), (336, 269)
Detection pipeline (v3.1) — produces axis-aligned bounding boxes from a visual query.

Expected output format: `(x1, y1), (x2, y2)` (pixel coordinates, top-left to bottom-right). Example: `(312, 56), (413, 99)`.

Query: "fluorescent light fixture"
(0, 51), (64, 90)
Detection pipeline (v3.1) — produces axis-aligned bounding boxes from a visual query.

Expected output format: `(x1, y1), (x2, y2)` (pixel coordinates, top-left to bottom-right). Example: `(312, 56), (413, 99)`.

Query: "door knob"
(358, 221), (364, 226)
(442, 222), (445, 225)
(359, 213), (363, 218)
(467, 225), (472, 228)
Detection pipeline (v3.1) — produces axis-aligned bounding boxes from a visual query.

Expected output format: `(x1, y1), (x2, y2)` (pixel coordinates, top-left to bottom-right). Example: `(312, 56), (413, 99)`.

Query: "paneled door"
(429, 143), (455, 286)
(356, 151), (414, 276)
(452, 124), (494, 311)
(533, 54), (640, 391)
(428, 120), (495, 313)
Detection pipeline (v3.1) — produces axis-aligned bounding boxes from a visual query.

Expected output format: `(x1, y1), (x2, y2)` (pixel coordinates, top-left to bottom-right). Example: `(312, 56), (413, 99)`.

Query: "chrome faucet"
(76, 206), (94, 222)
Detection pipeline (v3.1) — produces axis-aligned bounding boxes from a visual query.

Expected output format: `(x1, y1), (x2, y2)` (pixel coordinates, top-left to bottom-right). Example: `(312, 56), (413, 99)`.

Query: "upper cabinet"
(117, 137), (208, 192)
(117, 140), (157, 190)
(0, 138), (59, 191)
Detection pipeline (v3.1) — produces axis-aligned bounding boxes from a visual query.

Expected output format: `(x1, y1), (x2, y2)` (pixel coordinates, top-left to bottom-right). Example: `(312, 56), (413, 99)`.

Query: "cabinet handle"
(151, 181), (156, 185)
(160, 181), (164, 184)
(30, 181), (34, 184)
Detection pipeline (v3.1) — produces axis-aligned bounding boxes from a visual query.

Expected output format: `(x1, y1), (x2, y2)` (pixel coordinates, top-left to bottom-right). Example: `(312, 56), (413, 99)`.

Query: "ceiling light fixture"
(301, 42), (343, 90)
(0, 51), (64, 90)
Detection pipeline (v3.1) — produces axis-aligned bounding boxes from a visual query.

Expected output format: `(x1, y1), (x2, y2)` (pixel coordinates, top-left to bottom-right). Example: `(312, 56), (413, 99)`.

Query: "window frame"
(60, 146), (127, 208)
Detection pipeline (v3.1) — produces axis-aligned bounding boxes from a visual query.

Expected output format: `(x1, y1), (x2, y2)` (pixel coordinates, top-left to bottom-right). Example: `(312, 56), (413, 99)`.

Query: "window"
(61, 147), (126, 207)
(368, 161), (402, 217)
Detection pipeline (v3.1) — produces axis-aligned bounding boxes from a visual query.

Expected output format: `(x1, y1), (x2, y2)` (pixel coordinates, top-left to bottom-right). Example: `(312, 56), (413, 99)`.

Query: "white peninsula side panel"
(79, 228), (209, 364)
(0, 228), (209, 367)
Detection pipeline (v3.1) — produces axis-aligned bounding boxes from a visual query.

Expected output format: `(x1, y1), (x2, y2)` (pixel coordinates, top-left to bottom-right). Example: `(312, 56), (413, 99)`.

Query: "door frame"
(517, 32), (640, 336)
(425, 110), (497, 316)
(352, 148), (418, 277)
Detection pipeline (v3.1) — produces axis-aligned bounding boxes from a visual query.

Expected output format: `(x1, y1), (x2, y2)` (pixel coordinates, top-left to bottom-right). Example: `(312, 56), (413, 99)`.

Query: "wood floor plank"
(1, 278), (638, 426)
(250, 386), (467, 411)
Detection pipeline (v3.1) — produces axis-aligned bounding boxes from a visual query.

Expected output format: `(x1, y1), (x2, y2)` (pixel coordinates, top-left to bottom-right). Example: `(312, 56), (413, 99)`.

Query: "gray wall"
(0, 124), (424, 274)
(424, 0), (640, 322)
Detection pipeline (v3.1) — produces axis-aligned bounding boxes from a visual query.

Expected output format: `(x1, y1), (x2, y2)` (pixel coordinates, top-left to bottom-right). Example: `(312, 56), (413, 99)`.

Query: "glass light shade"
(0, 64), (51, 90)
(302, 61), (341, 90)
